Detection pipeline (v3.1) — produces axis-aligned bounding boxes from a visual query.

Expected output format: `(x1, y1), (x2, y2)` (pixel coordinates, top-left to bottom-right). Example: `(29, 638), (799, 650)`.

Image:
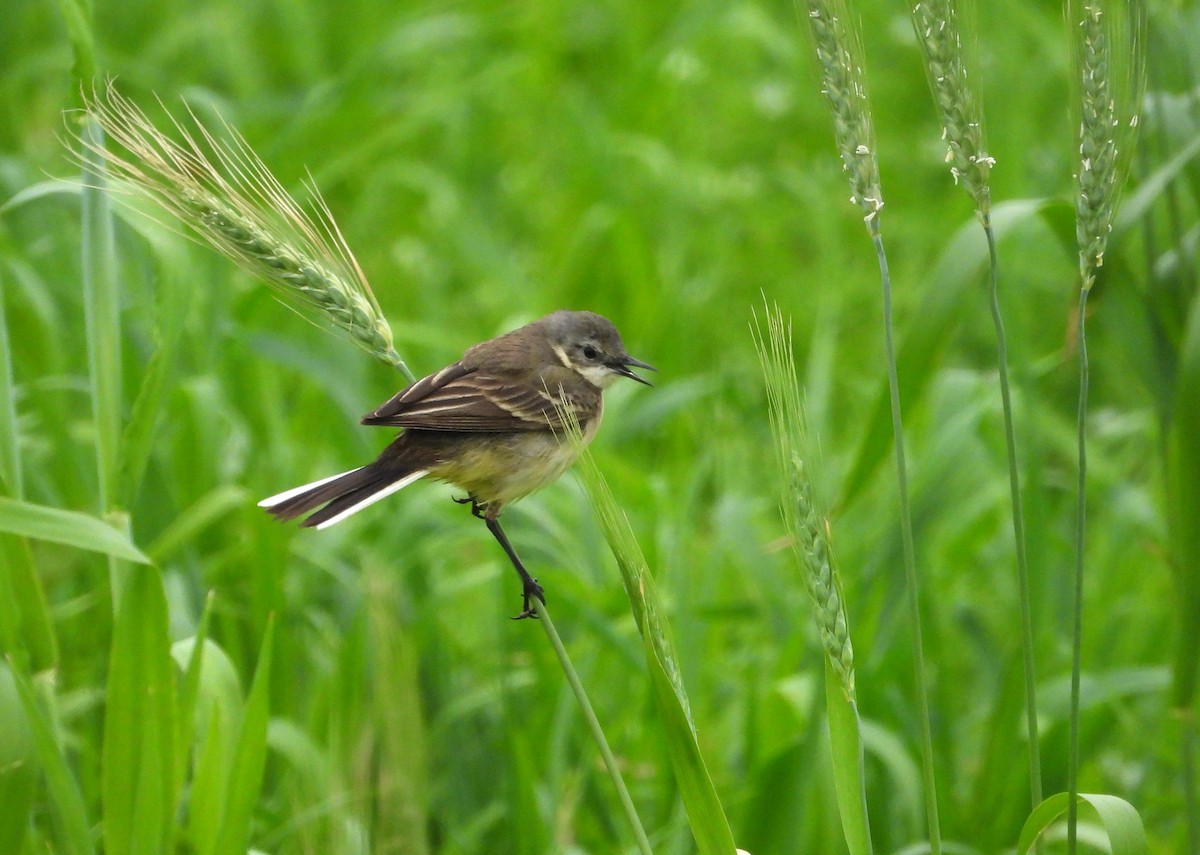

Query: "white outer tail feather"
(258, 467), (430, 529)
(257, 467), (366, 508)
(313, 470), (428, 529)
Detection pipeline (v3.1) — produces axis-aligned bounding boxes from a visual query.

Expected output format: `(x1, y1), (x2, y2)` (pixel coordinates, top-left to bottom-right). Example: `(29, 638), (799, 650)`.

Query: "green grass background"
(2, 0), (1198, 851)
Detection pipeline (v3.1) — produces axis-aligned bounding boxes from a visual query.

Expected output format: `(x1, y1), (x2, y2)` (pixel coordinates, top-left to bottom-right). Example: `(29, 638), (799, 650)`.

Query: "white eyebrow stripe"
(551, 344), (573, 369)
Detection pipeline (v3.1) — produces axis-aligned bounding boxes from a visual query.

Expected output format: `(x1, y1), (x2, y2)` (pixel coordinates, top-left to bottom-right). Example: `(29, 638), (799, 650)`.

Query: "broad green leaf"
(0, 497), (151, 564)
(839, 198), (1068, 509)
(825, 662), (872, 855)
(1115, 126), (1200, 234)
(1016, 792), (1147, 855)
(212, 617), (274, 855)
(0, 661), (35, 855)
(10, 665), (94, 855)
(102, 569), (177, 855)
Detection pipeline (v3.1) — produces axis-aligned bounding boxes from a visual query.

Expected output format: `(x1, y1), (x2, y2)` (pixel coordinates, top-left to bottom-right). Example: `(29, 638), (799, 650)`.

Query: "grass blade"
(9, 663), (95, 855)
(839, 198), (1063, 508)
(571, 445), (737, 855)
(0, 660), (36, 855)
(184, 638), (246, 855)
(78, 116), (122, 516)
(1168, 286), (1200, 718)
(212, 615), (274, 855)
(1167, 282), (1200, 851)
(825, 663), (871, 855)
(533, 599), (653, 855)
(118, 260), (189, 507)
(102, 568), (178, 855)
(0, 497), (152, 564)
(754, 306), (871, 855)
(171, 593), (215, 797)
(0, 282), (23, 497)
(0, 535), (58, 670)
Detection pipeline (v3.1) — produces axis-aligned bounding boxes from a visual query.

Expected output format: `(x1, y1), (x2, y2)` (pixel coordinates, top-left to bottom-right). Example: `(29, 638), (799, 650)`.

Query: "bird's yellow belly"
(430, 424), (596, 510)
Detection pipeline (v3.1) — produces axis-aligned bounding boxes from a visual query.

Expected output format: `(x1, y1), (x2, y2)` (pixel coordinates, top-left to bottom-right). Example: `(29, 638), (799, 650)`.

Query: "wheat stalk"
(911, 0), (1050, 821)
(1066, 3), (1146, 852)
(71, 84), (409, 376)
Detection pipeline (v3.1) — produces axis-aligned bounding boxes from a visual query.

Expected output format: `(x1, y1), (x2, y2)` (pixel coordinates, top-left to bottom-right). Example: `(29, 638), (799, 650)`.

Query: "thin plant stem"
(1182, 707), (1200, 855)
(532, 596), (654, 855)
(982, 217), (1043, 812)
(870, 219), (941, 854)
(1067, 285), (1091, 855)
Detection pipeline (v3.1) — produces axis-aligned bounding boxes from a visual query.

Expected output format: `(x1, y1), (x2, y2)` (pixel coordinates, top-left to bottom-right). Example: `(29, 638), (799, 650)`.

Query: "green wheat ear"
(910, 0), (993, 217)
(753, 306), (855, 700)
(1069, 0), (1146, 288)
(803, 0), (883, 223)
(72, 83), (411, 377)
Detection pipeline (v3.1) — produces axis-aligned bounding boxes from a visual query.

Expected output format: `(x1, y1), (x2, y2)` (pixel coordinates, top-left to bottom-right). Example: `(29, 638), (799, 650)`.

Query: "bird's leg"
(483, 516), (545, 620)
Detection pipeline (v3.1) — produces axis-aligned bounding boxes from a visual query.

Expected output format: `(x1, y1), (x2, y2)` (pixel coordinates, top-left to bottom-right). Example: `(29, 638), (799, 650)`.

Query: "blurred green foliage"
(1, 0), (1198, 851)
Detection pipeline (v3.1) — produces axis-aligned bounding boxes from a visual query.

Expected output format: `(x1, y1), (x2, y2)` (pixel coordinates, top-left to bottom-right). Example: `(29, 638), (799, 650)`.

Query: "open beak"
(612, 354), (656, 386)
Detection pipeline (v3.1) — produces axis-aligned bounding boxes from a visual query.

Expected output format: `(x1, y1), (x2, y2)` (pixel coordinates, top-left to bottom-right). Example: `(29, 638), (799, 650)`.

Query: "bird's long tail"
(258, 462), (429, 529)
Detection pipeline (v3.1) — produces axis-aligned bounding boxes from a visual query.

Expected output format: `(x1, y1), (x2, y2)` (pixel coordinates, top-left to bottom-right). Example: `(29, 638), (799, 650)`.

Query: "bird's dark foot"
(453, 495), (488, 519)
(511, 577), (545, 621)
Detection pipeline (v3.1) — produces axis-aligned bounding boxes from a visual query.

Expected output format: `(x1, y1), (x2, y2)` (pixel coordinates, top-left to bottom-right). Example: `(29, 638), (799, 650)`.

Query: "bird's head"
(543, 311), (655, 389)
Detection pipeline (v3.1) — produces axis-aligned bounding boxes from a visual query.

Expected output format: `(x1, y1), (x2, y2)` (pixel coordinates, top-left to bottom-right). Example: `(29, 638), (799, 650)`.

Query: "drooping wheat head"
(72, 84), (409, 375)
(910, 0), (993, 218)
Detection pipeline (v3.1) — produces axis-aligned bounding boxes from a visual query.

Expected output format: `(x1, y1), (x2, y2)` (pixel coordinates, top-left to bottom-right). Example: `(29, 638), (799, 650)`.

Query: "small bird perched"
(259, 310), (654, 618)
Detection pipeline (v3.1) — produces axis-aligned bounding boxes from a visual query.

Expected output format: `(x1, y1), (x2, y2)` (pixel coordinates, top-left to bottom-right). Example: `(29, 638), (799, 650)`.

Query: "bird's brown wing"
(361, 363), (596, 432)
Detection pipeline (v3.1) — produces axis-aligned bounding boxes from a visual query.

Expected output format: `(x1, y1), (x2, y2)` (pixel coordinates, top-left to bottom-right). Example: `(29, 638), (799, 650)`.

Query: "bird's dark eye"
(582, 344), (599, 360)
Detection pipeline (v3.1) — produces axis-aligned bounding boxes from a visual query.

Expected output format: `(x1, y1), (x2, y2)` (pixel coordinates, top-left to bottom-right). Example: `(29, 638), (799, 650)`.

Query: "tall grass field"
(1, 0), (1198, 852)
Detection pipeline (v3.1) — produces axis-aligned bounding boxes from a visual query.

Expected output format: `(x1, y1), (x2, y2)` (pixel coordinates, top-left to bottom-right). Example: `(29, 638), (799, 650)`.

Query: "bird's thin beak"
(614, 354), (656, 386)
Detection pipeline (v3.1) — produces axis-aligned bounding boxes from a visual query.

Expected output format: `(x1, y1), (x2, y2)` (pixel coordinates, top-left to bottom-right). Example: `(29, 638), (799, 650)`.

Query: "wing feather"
(361, 363), (596, 432)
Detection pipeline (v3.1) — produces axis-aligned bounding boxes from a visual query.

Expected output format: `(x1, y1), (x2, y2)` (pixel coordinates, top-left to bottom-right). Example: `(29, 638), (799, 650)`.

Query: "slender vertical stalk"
(982, 219), (1043, 812)
(1067, 286), (1091, 855)
(803, 1), (939, 846)
(1182, 708), (1199, 855)
(0, 285), (22, 498)
(870, 221), (941, 854)
(533, 597), (654, 855)
(908, 0), (1043, 817)
(1066, 1), (1144, 847)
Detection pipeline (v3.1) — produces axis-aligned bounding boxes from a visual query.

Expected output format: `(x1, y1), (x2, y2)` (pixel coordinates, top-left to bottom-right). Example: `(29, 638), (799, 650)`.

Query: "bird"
(258, 310), (654, 618)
